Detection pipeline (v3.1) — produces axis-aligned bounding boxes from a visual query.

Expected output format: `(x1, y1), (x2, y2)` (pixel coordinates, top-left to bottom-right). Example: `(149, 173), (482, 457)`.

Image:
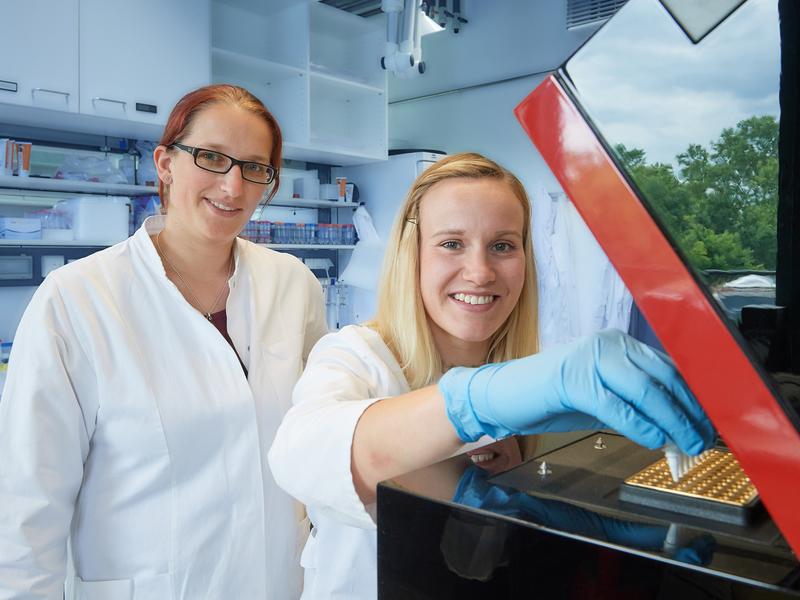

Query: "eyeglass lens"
(194, 149), (274, 184)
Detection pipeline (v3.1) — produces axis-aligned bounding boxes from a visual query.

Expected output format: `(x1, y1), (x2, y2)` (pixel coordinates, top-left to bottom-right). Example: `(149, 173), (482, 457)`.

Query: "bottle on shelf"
(305, 223), (316, 245)
(343, 223), (356, 245)
(272, 221), (285, 244)
(325, 277), (339, 329)
(0, 340), (12, 395)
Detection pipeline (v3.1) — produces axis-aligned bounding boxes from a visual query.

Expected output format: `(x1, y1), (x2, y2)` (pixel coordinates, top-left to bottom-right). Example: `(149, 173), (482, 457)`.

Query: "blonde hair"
(372, 152), (539, 389)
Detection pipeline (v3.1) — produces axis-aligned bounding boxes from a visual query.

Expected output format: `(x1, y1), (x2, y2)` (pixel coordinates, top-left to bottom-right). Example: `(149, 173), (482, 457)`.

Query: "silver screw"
(594, 436), (607, 450)
(537, 460), (552, 476)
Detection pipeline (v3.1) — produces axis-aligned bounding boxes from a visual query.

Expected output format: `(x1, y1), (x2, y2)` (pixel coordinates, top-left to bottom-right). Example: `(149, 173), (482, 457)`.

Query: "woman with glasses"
(0, 85), (327, 600)
(268, 153), (715, 599)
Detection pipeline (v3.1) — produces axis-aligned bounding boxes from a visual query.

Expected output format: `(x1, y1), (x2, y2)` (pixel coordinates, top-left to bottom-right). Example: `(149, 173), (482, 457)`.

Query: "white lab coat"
(531, 186), (633, 349)
(0, 216), (328, 600)
(269, 325), (489, 600)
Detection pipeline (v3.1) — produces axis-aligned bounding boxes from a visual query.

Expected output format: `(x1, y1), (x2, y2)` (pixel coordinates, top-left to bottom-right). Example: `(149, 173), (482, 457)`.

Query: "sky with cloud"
(564, 0), (779, 169)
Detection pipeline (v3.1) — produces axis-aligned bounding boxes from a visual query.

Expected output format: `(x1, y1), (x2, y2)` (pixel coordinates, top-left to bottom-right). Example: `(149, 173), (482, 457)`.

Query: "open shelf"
(309, 75), (386, 161)
(211, 1), (307, 69)
(269, 197), (358, 209)
(211, 0), (386, 165)
(282, 142), (385, 166)
(0, 175), (157, 196)
(0, 239), (108, 247)
(263, 243), (355, 250)
(309, 65), (384, 93)
(310, 2), (385, 90)
(211, 47), (309, 143)
(212, 47), (306, 79)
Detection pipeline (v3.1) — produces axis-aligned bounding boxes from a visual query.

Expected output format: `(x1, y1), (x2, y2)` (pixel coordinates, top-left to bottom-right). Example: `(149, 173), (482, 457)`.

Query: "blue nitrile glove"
(454, 466), (716, 566)
(439, 329), (715, 455)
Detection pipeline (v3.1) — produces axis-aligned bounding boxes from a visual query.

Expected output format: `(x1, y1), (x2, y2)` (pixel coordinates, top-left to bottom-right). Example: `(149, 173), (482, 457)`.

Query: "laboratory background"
(0, 0), (627, 384)
(3, 0), (800, 597)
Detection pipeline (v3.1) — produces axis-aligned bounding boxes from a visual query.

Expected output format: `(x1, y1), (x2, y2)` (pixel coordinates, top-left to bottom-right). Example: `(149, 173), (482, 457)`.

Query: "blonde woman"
(268, 153), (714, 599)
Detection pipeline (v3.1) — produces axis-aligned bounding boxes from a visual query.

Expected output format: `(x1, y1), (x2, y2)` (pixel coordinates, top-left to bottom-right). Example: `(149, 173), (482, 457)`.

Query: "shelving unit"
(264, 244), (355, 250)
(0, 239), (106, 247)
(309, 74), (385, 160)
(308, 66), (383, 93)
(211, 47), (309, 144)
(0, 175), (157, 197)
(0, 240), (356, 250)
(269, 197), (358, 209)
(212, 0), (387, 165)
(0, 176), (147, 279)
(309, 2), (385, 89)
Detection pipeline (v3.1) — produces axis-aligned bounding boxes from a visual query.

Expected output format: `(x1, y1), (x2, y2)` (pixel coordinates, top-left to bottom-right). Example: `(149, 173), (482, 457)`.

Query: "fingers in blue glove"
(593, 331), (715, 454)
(438, 328), (716, 453)
(630, 344), (716, 451)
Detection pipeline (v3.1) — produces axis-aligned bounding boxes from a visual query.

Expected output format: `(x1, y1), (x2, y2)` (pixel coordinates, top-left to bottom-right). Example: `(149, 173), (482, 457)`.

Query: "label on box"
(0, 217), (42, 240)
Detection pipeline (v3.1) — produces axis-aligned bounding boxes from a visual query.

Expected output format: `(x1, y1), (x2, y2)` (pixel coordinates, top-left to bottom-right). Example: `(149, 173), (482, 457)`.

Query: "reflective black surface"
(378, 435), (800, 599)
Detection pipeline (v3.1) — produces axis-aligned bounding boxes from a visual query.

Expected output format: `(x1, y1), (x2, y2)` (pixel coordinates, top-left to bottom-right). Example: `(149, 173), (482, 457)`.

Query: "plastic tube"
(17, 142), (31, 177)
(0, 139), (10, 176)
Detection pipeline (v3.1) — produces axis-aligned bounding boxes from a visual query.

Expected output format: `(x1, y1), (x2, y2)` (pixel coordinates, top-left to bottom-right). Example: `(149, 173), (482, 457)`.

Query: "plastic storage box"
(63, 196), (130, 245)
(0, 217), (42, 240)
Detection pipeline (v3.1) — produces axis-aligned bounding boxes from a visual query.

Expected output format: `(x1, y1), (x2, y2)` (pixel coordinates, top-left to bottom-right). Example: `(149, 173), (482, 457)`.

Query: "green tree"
(614, 115), (778, 272)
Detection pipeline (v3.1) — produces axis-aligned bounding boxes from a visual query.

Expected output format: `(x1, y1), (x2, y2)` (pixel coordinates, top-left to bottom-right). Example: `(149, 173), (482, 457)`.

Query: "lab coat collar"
(139, 215), (245, 288)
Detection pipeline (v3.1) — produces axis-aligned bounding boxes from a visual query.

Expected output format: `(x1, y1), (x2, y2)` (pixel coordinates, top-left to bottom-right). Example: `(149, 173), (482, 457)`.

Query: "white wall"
(388, 1), (601, 103)
(389, 73), (559, 195)
(386, 0), (602, 194)
(386, 2), (634, 347)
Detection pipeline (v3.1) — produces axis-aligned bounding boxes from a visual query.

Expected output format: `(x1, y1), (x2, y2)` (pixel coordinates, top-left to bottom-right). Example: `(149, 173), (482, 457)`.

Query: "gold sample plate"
(624, 449), (758, 507)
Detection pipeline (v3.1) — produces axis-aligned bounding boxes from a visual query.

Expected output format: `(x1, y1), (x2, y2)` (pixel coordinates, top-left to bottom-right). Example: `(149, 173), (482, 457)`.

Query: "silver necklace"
(156, 230), (234, 322)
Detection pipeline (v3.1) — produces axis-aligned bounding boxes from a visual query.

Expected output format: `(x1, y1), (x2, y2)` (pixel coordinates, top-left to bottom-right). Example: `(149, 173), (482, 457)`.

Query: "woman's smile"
(419, 177), (526, 363)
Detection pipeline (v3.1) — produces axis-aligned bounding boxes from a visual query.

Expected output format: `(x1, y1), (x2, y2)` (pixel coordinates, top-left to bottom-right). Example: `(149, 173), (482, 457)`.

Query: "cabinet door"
(79, 0), (210, 125)
(0, 0), (79, 112)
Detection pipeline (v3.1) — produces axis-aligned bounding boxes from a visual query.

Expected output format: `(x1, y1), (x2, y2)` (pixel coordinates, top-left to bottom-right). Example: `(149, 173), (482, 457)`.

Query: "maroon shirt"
(209, 309), (248, 377)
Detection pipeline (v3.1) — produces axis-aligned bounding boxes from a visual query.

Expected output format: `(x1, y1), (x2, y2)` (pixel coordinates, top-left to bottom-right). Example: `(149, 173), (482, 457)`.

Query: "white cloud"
(564, 0), (779, 167)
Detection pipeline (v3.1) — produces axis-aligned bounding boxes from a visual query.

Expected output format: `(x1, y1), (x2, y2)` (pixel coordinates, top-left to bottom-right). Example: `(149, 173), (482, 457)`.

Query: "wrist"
(439, 367), (485, 442)
(439, 364), (509, 442)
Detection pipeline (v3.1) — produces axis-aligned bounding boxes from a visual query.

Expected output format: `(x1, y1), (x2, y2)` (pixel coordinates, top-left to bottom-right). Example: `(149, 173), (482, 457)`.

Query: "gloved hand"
(454, 466), (716, 566)
(439, 329), (715, 455)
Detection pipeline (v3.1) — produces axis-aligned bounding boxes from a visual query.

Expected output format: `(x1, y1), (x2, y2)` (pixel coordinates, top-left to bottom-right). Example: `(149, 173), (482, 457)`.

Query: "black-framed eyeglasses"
(171, 142), (276, 185)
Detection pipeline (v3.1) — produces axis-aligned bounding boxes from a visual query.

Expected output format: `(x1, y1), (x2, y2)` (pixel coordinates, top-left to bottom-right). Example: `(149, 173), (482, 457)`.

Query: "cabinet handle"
(91, 97), (127, 111)
(31, 88), (71, 105)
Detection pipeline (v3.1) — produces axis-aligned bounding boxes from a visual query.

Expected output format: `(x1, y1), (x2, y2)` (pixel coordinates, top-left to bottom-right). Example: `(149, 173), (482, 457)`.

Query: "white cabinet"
(79, 0), (210, 127)
(0, 0), (79, 113)
(212, 0), (387, 165)
(0, 0), (210, 140)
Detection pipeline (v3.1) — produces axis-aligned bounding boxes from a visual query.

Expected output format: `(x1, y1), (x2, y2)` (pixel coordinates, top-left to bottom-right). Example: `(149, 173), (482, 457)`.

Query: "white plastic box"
(0, 217), (42, 240)
(64, 196), (130, 245)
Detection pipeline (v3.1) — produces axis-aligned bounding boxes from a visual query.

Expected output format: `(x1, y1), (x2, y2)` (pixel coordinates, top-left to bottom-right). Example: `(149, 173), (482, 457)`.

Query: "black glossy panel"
(378, 434), (800, 599)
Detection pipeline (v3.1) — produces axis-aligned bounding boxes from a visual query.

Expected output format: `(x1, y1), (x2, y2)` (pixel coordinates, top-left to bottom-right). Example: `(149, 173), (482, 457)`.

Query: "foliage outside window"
(615, 115), (778, 273)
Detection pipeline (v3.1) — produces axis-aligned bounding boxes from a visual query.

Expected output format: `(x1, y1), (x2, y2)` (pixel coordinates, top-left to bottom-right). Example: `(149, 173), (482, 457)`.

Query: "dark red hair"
(158, 84), (283, 209)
